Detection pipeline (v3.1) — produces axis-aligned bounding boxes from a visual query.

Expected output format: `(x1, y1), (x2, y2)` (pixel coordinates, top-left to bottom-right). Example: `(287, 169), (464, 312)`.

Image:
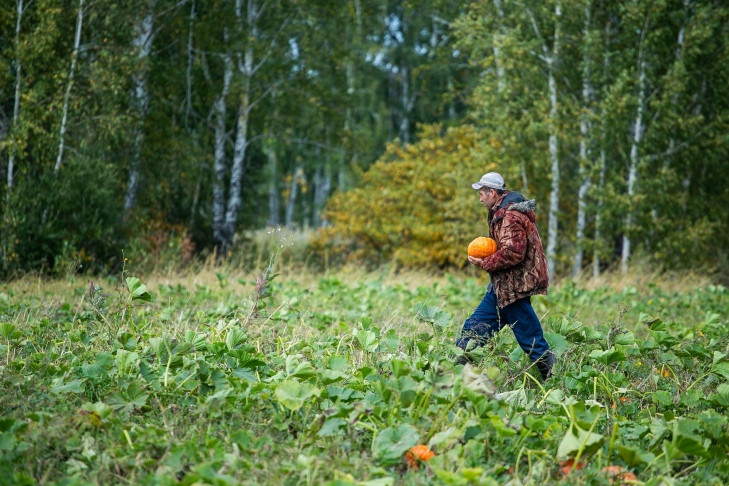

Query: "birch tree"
(526, 2), (562, 279)
(55, 0), (84, 173)
(124, 0), (157, 212)
(6, 0), (24, 201)
(222, 0), (257, 249)
(621, 17), (648, 275)
(572, 2), (594, 277)
(211, 45), (234, 256)
(592, 12), (613, 278)
(265, 135), (280, 227)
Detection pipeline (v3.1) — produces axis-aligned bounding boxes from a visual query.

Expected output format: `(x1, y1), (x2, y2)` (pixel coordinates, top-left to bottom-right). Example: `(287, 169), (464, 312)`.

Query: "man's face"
(479, 188), (497, 208)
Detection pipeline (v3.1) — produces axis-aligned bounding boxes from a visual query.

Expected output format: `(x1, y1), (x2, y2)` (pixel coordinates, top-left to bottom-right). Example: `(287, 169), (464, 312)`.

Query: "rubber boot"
(455, 354), (474, 366)
(535, 351), (556, 381)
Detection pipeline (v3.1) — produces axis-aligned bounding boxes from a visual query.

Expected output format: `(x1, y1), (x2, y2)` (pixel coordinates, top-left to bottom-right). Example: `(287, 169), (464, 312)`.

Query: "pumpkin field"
(1, 265), (729, 485)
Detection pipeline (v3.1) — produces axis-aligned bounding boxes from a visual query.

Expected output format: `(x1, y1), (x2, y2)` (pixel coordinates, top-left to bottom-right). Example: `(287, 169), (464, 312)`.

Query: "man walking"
(457, 172), (556, 380)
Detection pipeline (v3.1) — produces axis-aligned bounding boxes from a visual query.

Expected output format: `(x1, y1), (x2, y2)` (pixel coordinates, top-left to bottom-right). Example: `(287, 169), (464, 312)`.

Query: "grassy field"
(1, 263), (728, 485)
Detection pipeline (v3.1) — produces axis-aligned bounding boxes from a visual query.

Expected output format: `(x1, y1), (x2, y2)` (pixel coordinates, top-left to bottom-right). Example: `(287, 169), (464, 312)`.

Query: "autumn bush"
(311, 124), (525, 269)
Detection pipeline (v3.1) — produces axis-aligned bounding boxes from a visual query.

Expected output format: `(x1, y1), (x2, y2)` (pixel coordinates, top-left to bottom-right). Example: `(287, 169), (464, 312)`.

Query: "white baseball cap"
(472, 172), (506, 190)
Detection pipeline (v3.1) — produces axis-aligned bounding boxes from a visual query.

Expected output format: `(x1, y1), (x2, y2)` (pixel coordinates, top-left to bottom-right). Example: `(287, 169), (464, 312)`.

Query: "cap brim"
(471, 183), (483, 190)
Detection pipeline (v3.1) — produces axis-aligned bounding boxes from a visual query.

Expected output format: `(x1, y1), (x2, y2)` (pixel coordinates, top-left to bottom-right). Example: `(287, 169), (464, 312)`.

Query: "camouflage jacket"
(479, 191), (549, 308)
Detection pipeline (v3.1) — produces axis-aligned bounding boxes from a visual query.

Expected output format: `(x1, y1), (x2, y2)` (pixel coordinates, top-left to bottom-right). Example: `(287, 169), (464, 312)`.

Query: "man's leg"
(501, 297), (555, 379)
(456, 286), (505, 361)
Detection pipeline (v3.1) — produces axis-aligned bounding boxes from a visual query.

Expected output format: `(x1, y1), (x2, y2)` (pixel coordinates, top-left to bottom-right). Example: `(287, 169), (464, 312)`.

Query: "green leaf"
(225, 328), (247, 350)
(712, 383), (729, 407)
(328, 355), (350, 371)
(205, 387), (233, 408)
(617, 444), (655, 466)
(0, 323), (21, 340)
(711, 362), (729, 381)
(428, 426), (461, 450)
(544, 332), (569, 355)
(652, 390), (674, 407)
(588, 347), (625, 365)
(317, 418), (347, 437)
(356, 329), (378, 352)
(0, 431), (17, 452)
(126, 277), (153, 302)
(373, 424), (419, 465)
(115, 350), (140, 376)
(81, 352), (113, 380)
(51, 378), (86, 395)
(80, 401), (112, 419)
(275, 379), (320, 411)
(430, 466), (469, 485)
(613, 331), (635, 346)
(673, 420), (710, 457)
(413, 303), (451, 328)
(557, 424), (604, 459)
(390, 359), (410, 378)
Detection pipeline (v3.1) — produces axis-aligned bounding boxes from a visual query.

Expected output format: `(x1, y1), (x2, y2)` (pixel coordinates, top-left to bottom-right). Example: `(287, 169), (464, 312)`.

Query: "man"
(456, 172), (556, 380)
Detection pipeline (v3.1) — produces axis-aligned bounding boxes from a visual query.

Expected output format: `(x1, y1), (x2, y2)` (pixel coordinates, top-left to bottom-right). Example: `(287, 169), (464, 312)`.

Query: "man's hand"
(468, 255), (484, 267)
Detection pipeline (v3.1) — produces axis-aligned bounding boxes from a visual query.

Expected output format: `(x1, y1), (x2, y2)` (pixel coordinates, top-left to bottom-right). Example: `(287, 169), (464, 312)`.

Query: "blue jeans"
(457, 284), (551, 362)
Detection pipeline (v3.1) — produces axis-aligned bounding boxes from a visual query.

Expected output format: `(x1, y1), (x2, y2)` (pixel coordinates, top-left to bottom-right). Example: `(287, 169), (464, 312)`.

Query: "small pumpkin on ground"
(468, 236), (497, 259)
(404, 444), (435, 469)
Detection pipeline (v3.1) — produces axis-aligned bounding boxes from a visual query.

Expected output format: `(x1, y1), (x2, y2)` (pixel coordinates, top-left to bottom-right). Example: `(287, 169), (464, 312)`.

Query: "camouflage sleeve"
(481, 213), (527, 272)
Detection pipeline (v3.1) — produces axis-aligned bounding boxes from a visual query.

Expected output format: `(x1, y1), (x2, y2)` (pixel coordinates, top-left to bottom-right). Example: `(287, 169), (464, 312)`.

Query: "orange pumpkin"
(404, 445), (435, 469)
(468, 237), (497, 258)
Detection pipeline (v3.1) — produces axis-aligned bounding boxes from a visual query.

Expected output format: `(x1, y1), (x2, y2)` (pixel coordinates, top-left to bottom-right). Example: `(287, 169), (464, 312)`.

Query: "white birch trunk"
(573, 4), (593, 277)
(285, 166), (303, 228)
(313, 160), (332, 228)
(266, 139), (280, 227)
(399, 65), (410, 144)
(593, 144), (607, 278)
(545, 2), (561, 280)
(7, 0), (23, 200)
(622, 37), (647, 275)
(55, 0), (84, 173)
(223, 0), (255, 246)
(212, 50), (233, 251)
(124, 0), (156, 211)
(593, 17), (611, 278)
(493, 0), (506, 93)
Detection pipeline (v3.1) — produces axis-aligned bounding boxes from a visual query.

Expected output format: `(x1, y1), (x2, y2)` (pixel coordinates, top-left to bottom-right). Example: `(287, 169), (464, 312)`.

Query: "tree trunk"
(593, 143), (607, 278)
(55, 0), (84, 173)
(593, 15), (612, 279)
(313, 158), (332, 228)
(493, 0), (506, 93)
(573, 3), (593, 278)
(124, 0), (157, 212)
(212, 48), (233, 254)
(545, 1), (561, 280)
(7, 0), (23, 201)
(266, 138), (280, 227)
(223, 0), (255, 247)
(285, 166), (304, 228)
(622, 30), (647, 275)
(399, 65), (411, 144)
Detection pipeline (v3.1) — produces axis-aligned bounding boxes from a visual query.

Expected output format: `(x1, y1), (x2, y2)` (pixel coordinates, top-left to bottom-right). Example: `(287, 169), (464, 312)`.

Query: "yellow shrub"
(312, 124), (514, 269)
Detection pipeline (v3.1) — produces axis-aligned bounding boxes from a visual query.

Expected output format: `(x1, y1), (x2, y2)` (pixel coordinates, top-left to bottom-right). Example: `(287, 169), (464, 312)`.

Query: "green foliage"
(1, 272), (729, 482)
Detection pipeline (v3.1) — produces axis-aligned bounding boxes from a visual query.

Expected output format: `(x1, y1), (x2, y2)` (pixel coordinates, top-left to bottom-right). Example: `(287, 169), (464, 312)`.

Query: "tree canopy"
(1, 0), (728, 278)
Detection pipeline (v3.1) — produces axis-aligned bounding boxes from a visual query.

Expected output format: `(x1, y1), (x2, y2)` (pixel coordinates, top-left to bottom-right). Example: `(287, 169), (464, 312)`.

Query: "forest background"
(1, 0), (728, 281)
